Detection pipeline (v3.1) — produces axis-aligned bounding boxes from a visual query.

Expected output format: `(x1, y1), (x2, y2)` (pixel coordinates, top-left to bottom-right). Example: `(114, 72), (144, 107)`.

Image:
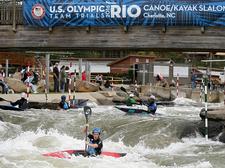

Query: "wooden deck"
(1, 25), (225, 51)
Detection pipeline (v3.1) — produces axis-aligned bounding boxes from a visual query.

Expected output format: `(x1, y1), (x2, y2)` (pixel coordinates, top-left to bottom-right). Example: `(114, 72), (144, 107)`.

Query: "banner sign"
(23, 0), (225, 27)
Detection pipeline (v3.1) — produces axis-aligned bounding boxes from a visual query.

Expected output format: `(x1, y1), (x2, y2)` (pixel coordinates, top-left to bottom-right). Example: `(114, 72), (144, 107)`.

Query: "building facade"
(108, 55), (156, 74)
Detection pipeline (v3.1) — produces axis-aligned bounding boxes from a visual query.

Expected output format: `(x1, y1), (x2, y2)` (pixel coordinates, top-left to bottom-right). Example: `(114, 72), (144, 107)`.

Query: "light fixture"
(86, 26), (91, 33)
(124, 26), (128, 33)
(162, 25), (166, 33)
(48, 27), (53, 32)
(201, 26), (205, 34)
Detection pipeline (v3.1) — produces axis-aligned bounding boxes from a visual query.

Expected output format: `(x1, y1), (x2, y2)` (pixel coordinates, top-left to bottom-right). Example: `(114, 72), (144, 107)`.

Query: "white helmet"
(21, 92), (27, 99)
(150, 95), (156, 100)
(129, 93), (134, 97)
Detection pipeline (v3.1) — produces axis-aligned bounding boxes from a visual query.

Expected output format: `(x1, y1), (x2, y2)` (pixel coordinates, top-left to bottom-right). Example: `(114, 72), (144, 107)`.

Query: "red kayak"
(43, 150), (126, 159)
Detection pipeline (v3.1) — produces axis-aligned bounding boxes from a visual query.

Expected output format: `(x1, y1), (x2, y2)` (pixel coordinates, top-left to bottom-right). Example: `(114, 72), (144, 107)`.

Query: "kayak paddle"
(83, 106), (92, 151)
(0, 97), (10, 102)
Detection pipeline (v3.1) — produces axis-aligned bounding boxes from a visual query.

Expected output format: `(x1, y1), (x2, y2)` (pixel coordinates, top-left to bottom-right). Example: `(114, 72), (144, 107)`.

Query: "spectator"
(104, 79), (112, 89)
(31, 69), (39, 85)
(95, 74), (100, 84)
(60, 65), (66, 93)
(99, 74), (103, 86)
(65, 66), (70, 92)
(24, 68), (38, 93)
(0, 69), (8, 94)
(155, 74), (168, 88)
(95, 74), (103, 85)
(53, 63), (59, 92)
(191, 71), (197, 89)
(82, 71), (86, 81)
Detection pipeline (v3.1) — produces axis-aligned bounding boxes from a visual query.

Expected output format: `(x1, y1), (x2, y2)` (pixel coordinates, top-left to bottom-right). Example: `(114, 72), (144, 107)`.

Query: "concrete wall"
(137, 63), (191, 86)
(141, 85), (224, 103)
(191, 90), (224, 103)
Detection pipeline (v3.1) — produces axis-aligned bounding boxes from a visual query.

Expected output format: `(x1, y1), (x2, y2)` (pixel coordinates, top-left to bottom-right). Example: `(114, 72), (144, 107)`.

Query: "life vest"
(63, 102), (69, 110)
(148, 103), (157, 114)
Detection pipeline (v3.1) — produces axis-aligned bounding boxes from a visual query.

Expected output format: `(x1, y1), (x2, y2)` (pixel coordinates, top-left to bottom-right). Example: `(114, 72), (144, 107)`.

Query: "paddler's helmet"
(61, 95), (66, 101)
(21, 92), (27, 99)
(92, 127), (101, 135)
(150, 95), (156, 100)
(129, 93), (134, 97)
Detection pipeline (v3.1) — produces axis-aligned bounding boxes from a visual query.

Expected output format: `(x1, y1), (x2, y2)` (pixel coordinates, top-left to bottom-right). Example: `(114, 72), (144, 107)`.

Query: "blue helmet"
(92, 127), (101, 134)
(61, 95), (66, 100)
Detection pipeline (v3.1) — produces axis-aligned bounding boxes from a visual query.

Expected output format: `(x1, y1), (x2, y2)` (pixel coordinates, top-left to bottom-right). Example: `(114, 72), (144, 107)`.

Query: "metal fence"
(0, 0), (23, 25)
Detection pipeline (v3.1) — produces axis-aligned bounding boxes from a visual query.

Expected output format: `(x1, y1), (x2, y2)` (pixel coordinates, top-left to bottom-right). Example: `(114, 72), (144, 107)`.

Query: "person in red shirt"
(82, 71), (86, 81)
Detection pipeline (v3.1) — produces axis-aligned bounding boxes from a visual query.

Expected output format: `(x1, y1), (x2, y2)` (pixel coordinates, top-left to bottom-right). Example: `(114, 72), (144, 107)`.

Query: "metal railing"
(90, 75), (132, 85)
(0, 0), (23, 25)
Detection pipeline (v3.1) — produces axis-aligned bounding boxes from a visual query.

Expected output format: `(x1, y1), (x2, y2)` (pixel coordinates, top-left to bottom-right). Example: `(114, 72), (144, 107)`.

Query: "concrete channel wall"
(141, 85), (224, 103)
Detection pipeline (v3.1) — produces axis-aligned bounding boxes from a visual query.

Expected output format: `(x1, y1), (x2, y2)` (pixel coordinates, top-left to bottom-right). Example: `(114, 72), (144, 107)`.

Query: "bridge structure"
(1, 0), (225, 52)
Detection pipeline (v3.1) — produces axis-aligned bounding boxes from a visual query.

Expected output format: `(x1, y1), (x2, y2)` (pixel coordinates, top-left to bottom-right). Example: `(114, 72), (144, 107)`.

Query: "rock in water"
(219, 131), (225, 143)
(75, 80), (99, 92)
(5, 77), (26, 93)
(198, 120), (224, 138)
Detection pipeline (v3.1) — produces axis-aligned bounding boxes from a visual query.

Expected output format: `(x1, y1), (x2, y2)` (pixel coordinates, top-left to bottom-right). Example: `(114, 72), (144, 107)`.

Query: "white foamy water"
(0, 129), (220, 168)
(0, 97), (224, 168)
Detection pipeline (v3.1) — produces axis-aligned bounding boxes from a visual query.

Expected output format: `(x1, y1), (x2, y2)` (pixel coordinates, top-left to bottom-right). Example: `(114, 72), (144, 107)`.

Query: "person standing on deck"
(60, 66), (66, 93)
(0, 68), (8, 94)
(82, 71), (86, 81)
(53, 63), (59, 92)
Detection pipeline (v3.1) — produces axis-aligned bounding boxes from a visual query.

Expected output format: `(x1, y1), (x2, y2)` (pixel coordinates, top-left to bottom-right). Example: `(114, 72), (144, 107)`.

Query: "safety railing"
(90, 75), (132, 85)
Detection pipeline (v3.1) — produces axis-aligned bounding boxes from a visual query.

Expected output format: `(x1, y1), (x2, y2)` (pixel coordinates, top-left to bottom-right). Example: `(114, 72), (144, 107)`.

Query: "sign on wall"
(23, 0), (225, 27)
(173, 66), (189, 78)
(153, 65), (169, 77)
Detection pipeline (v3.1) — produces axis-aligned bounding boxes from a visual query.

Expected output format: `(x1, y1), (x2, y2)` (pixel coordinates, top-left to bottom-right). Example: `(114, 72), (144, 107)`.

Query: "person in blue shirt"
(59, 95), (69, 110)
(147, 95), (157, 114)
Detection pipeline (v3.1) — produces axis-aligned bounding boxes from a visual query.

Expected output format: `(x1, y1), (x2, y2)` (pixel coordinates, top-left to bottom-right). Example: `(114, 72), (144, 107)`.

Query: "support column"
(88, 62), (91, 82)
(142, 64), (146, 85)
(209, 52), (213, 91)
(224, 67), (225, 105)
(79, 58), (82, 80)
(12, 0), (16, 32)
(85, 61), (88, 81)
(149, 63), (154, 85)
(132, 64), (135, 83)
(169, 64), (173, 85)
(5, 59), (8, 77)
(45, 53), (50, 93)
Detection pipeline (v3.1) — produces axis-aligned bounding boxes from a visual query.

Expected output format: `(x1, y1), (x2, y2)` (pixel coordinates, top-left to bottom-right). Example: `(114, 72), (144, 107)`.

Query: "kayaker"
(10, 92), (28, 110)
(59, 95), (70, 110)
(147, 95), (157, 114)
(126, 93), (137, 106)
(84, 126), (103, 156)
